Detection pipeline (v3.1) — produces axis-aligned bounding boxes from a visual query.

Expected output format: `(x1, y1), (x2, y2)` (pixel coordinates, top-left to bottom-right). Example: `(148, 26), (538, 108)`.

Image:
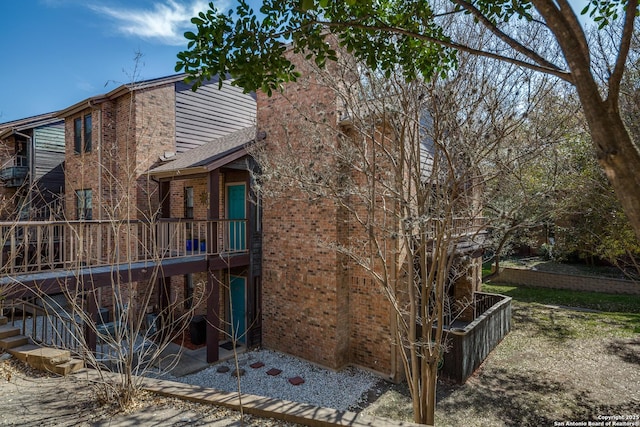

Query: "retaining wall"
(495, 267), (640, 295)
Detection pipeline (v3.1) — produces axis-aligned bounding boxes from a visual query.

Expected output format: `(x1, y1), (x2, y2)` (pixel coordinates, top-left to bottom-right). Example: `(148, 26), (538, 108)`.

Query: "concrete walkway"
(157, 342), (246, 377)
(157, 343), (210, 377)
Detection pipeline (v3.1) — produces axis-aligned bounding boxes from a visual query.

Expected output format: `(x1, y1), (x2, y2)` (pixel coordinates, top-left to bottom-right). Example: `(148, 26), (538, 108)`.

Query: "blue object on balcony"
(186, 239), (199, 252)
(200, 240), (206, 252)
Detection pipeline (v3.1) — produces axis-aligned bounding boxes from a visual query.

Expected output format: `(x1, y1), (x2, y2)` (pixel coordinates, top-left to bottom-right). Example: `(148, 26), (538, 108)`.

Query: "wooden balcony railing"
(2, 298), (82, 353)
(424, 216), (486, 238)
(0, 218), (248, 275)
(0, 155), (28, 187)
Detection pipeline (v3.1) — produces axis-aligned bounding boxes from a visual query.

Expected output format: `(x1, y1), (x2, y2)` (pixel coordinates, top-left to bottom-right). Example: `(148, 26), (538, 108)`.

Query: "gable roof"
(58, 74), (194, 118)
(0, 112), (63, 139)
(148, 126), (258, 178)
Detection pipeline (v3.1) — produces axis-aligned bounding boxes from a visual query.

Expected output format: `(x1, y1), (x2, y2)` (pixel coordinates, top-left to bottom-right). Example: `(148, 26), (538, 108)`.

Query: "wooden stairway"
(0, 316), (84, 375)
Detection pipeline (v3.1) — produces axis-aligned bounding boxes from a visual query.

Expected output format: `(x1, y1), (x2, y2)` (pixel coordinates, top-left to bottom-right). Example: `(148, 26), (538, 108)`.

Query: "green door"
(227, 184), (246, 251)
(229, 276), (247, 344)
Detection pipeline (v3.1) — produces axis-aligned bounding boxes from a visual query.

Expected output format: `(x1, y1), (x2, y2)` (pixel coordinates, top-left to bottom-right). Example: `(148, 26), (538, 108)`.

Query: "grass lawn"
(483, 283), (640, 334)
(360, 284), (640, 426)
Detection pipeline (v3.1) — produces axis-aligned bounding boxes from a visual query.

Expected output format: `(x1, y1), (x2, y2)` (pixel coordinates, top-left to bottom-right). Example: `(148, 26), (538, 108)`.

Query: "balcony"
(421, 216), (487, 253)
(0, 155), (28, 187)
(0, 219), (248, 276)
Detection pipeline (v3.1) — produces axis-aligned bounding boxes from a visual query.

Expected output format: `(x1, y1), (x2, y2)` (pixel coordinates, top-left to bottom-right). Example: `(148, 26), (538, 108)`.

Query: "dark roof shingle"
(149, 126), (257, 175)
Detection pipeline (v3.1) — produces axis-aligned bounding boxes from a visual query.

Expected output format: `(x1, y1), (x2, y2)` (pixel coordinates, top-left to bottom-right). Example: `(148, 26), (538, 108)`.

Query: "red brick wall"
(341, 126), (401, 378)
(65, 108), (101, 220)
(348, 272), (395, 374)
(134, 85), (176, 218)
(65, 84), (176, 221)
(261, 196), (348, 368)
(169, 177), (209, 219)
(258, 48), (401, 376)
(257, 47), (351, 368)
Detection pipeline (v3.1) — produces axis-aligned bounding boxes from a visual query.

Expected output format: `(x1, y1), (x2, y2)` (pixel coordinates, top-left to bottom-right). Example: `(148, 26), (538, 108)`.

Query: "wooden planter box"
(437, 292), (512, 383)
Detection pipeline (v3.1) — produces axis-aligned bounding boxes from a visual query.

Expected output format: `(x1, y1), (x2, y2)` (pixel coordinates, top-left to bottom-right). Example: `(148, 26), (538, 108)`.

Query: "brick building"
(2, 65), (489, 381)
(54, 74), (258, 360)
(59, 74), (256, 222)
(256, 51), (485, 381)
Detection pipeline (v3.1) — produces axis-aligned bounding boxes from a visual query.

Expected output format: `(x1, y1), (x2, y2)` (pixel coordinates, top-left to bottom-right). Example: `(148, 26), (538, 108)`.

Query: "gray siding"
(34, 122), (65, 153)
(32, 122), (65, 210)
(175, 80), (256, 153)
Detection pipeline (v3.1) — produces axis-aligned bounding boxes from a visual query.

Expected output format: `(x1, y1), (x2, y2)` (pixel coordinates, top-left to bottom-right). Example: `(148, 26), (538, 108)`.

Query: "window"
(83, 114), (92, 152)
(73, 114), (92, 154)
(74, 118), (82, 154)
(184, 187), (194, 219)
(76, 189), (92, 220)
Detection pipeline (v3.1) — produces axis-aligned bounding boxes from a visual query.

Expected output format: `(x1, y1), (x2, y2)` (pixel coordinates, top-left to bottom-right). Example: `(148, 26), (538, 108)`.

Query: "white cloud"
(89, 0), (219, 46)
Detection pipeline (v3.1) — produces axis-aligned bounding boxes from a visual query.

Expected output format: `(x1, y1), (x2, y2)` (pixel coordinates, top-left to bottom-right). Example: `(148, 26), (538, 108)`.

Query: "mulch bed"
(172, 330), (206, 351)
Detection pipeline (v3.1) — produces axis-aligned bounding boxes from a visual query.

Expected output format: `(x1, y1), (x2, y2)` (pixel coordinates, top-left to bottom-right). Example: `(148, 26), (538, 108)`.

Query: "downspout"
(97, 107), (103, 308)
(86, 100), (102, 221)
(88, 102), (103, 307)
(96, 107), (102, 221)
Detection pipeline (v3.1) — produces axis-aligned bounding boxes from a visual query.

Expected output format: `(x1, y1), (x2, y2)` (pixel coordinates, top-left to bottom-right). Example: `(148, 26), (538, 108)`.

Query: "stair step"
(7, 344), (41, 362)
(0, 324), (20, 340)
(52, 358), (84, 376)
(0, 316), (7, 326)
(24, 348), (71, 371)
(0, 334), (28, 350)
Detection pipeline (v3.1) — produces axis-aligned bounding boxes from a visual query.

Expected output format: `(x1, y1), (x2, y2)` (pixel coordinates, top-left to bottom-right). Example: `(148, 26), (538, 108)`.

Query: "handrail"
(0, 218), (249, 275)
(0, 154), (27, 169)
(3, 298), (82, 352)
(421, 216), (487, 240)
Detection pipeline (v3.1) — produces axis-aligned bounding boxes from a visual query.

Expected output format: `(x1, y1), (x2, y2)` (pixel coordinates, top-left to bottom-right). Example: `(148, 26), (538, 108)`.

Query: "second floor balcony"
(0, 218), (248, 276)
(0, 155), (28, 188)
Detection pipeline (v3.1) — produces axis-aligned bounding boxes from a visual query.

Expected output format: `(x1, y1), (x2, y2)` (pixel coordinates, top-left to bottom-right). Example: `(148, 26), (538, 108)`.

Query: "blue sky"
(0, 0), (590, 124)
(0, 0), (229, 123)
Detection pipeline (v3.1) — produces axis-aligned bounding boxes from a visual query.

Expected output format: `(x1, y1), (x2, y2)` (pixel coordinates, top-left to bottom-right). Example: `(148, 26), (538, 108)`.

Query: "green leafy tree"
(176, 0), (640, 243)
(552, 130), (640, 277)
(482, 84), (585, 272)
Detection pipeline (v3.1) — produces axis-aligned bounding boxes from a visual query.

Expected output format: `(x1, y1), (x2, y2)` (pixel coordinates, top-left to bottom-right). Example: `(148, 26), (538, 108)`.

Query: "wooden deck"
(1, 218), (248, 276)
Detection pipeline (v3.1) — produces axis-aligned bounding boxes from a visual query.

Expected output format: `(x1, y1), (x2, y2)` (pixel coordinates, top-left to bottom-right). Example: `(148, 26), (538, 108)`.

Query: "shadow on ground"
(437, 367), (569, 426)
(608, 337), (640, 365)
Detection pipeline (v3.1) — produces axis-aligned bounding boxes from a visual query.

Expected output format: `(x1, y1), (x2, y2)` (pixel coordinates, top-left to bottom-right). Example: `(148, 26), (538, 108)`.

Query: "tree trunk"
(580, 99), (640, 243)
(423, 362), (438, 426)
(532, 2), (640, 242)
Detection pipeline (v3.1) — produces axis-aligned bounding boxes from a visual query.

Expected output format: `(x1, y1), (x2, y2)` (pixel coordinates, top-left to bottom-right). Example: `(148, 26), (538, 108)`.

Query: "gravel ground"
(0, 356), (301, 426)
(159, 348), (380, 412)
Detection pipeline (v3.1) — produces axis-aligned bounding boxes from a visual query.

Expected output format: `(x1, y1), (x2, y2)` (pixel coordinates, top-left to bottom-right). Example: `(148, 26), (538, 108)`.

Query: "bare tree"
(249, 45), (511, 423)
(0, 76), (206, 410)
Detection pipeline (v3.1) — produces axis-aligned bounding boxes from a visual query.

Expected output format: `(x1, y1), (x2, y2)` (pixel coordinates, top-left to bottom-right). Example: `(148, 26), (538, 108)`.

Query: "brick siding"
(65, 84), (176, 220)
(258, 47), (400, 377)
